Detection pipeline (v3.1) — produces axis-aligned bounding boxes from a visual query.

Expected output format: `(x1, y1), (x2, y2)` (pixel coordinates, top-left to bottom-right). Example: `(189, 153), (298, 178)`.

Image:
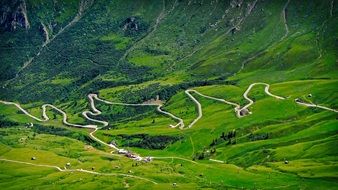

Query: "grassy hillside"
(0, 0), (337, 189)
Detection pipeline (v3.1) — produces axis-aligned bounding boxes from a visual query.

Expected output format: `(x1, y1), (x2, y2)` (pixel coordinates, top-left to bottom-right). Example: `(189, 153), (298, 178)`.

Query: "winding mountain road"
(237, 83), (285, 117)
(89, 128), (120, 150)
(0, 100), (96, 129)
(86, 94), (184, 129)
(2, 82), (334, 132)
(82, 94), (109, 127)
(1, 82), (336, 165)
(190, 89), (240, 111)
(183, 83), (285, 127)
(185, 90), (203, 128)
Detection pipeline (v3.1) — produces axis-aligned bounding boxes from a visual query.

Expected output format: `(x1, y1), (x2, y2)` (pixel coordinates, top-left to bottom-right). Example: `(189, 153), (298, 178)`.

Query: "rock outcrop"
(39, 22), (50, 46)
(0, 0), (30, 31)
(122, 17), (140, 32)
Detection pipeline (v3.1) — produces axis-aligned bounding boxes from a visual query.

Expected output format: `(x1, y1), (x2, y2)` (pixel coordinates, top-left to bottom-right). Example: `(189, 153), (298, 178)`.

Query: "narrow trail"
(235, 0), (259, 29)
(280, 0), (291, 41)
(167, 0), (258, 71)
(168, 0), (258, 71)
(205, 2), (230, 34)
(150, 0), (166, 33)
(151, 156), (198, 164)
(330, 0), (334, 17)
(316, 0), (335, 60)
(209, 159), (225, 163)
(295, 100), (338, 113)
(236, 51), (265, 75)
(236, 0), (297, 77)
(119, 0), (177, 62)
(190, 136), (195, 157)
(235, 0), (294, 75)
(0, 158), (157, 184)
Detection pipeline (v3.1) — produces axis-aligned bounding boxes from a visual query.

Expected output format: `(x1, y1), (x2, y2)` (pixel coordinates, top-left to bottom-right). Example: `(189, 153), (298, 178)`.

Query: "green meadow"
(0, 0), (337, 189)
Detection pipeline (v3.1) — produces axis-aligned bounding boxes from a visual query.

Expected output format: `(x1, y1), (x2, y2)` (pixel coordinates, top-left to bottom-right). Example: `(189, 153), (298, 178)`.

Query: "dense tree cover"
(193, 147), (216, 160)
(109, 133), (182, 150)
(210, 130), (237, 147)
(0, 115), (19, 127)
(248, 133), (269, 141)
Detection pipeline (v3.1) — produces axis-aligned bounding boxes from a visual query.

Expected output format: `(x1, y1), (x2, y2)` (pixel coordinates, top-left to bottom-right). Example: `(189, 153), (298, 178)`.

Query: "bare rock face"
(78, 0), (94, 16)
(0, 0), (30, 31)
(39, 22), (50, 46)
(122, 17), (139, 32)
(230, 0), (243, 8)
(120, 16), (149, 37)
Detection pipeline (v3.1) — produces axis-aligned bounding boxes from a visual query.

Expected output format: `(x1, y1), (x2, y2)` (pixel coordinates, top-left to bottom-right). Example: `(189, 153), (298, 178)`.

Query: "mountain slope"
(0, 0), (337, 189)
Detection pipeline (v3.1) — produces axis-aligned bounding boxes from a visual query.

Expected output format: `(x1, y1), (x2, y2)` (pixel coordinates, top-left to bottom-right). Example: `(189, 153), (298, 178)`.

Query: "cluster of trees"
(193, 148), (216, 160)
(0, 115), (19, 128)
(117, 133), (182, 149)
(194, 130), (239, 161)
(210, 129), (237, 147)
(144, 46), (170, 56)
(248, 133), (269, 141)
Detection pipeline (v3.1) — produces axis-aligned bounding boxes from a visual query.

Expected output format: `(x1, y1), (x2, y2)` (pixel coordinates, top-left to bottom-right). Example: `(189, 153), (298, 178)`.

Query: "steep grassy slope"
(2, 0), (336, 103)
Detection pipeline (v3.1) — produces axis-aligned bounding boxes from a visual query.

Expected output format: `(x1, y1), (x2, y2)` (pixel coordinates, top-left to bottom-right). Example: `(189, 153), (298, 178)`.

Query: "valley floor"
(0, 79), (337, 189)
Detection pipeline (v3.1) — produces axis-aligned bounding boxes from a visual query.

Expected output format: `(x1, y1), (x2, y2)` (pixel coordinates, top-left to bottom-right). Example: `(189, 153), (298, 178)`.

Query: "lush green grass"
(1, 78), (338, 189)
(100, 33), (132, 50)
